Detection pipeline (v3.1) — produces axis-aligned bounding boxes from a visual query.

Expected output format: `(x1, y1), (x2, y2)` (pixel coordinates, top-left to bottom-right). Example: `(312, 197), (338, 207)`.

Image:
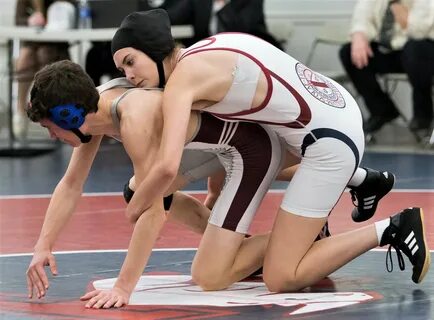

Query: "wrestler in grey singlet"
(107, 82), (283, 233)
(97, 78), (223, 183)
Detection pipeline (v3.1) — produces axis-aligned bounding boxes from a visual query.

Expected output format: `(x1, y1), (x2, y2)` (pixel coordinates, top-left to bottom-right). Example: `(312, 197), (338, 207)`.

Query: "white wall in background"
(0, 0), (15, 27)
(0, 0), (15, 118)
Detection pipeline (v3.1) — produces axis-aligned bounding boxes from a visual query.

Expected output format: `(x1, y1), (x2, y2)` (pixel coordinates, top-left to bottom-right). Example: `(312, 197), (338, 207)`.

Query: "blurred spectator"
(14, 0), (75, 140)
(85, 42), (122, 86)
(164, 0), (283, 49)
(339, 0), (434, 134)
(84, 0), (127, 85)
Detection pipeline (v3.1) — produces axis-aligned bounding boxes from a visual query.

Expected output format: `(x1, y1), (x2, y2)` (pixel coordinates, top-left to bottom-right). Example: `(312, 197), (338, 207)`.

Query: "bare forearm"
(114, 205), (166, 294)
(127, 165), (175, 222)
(35, 181), (82, 250)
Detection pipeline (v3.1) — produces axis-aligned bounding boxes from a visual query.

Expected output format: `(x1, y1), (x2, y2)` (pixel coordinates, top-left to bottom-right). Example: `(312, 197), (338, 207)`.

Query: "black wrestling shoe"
(350, 168), (395, 222)
(380, 207), (431, 284)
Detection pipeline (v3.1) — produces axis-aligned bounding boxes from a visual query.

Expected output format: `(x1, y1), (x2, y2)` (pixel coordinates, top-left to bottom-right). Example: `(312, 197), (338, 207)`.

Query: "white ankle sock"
(349, 168), (367, 187)
(375, 218), (390, 244)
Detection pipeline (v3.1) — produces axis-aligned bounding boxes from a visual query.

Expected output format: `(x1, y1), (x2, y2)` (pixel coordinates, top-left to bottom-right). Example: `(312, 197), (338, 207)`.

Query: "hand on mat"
(26, 249), (58, 299)
(80, 287), (130, 309)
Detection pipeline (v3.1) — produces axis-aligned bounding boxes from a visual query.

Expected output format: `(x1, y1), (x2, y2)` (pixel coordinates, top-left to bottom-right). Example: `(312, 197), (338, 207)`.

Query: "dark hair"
(27, 60), (99, 122)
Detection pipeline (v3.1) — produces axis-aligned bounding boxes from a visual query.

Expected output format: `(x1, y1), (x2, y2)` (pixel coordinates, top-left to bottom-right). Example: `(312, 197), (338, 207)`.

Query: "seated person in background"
(164, 0), (283, 49)
(339, 0), (434, 134)
(14, 0), (74, 140)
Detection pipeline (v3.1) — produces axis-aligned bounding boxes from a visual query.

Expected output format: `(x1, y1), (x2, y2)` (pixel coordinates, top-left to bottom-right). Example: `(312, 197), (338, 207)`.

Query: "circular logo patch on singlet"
(295, 63), (346, 108)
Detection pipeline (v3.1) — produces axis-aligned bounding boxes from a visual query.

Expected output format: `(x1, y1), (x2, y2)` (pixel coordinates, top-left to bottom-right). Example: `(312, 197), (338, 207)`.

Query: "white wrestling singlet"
(178, 33), (366, 218)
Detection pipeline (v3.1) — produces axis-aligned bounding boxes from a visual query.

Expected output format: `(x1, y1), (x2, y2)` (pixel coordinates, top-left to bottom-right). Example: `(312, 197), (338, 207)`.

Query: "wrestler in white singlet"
(178, 33), (365, 218)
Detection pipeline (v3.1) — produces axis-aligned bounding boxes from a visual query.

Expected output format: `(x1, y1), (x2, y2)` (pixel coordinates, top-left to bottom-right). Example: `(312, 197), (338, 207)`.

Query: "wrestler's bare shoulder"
(177, 49), (237, 78)
(119, 89), (162, 114)
(117, 89), (164, 134)
(173, 50), (238, 104)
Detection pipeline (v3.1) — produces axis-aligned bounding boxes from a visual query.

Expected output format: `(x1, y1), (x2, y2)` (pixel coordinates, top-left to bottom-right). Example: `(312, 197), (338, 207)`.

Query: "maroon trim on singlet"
(180, 47), (273, 115)
(178, 37), (217, 61)
(267, 70), (312, 128)
(192, 113), (273, 231)
(177, 36), (312, 128)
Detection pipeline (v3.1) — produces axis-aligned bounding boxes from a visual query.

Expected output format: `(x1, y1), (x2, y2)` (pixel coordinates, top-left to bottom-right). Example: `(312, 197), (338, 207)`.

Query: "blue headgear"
(49, 104), (92, 143)
(49, 104), (85, 130)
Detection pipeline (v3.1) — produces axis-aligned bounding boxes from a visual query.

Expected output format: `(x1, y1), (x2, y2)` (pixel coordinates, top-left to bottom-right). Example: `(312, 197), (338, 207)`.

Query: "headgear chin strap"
(156, 61), (165, 89)
(71, 128), (92, 143)
(49, 104), (92, 143)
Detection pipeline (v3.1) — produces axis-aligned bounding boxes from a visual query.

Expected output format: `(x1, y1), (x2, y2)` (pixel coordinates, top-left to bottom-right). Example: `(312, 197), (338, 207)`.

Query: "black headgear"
(111, 9), (175, 88)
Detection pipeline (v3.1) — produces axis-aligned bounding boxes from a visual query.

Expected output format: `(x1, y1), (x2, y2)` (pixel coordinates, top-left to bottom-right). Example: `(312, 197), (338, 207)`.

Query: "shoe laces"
(385, 242), (406, 273)
(350, 189), (358, 207)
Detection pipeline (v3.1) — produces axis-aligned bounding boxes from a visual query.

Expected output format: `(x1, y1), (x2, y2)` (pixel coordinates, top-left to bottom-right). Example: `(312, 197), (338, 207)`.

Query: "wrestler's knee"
(191, 264), (230, 291)
(263, 268), (301, 293)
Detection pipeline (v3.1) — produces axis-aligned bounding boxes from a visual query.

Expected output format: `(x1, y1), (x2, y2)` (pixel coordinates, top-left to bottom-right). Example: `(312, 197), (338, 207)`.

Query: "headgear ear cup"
(49, 104), (86, 130)
(49, 104), (93, 143)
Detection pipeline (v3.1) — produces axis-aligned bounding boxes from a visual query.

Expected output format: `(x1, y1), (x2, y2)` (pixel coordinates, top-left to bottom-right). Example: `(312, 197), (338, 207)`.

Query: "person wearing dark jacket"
(165, 0), (283, 49)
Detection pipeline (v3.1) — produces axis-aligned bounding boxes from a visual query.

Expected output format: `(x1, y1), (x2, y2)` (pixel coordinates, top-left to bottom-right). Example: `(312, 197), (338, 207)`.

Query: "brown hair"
(27, 60), (99, 122)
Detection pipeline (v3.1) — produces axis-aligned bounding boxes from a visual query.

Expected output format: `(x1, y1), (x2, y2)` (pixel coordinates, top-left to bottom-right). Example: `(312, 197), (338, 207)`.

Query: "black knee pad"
(163, 194), (174, 211)
(123, 180), (173, 211)
(123, 181), (134, 203)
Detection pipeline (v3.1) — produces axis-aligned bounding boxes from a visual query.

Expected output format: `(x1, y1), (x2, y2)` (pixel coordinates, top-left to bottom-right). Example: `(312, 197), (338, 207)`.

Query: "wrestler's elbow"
(126, 211), (139, 224)
(158, 162), (178, 185)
